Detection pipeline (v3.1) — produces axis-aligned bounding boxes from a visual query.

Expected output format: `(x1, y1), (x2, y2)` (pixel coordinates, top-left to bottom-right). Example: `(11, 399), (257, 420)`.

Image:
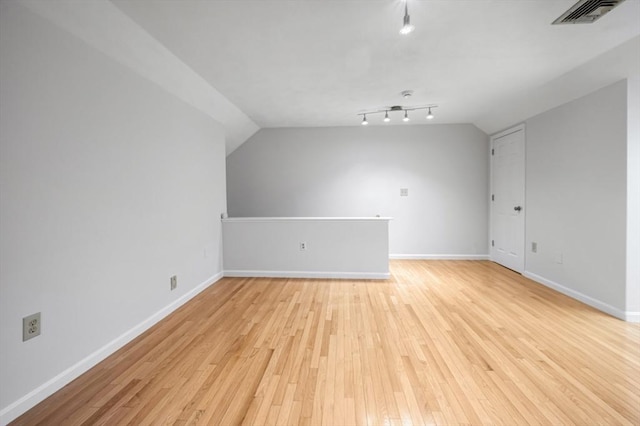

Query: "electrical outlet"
(170, 275), (177, 290)
(531, 242), (537, 253)
(300, 242), (307, 251)
(400, 188), (409, 197)
(23, 312), (41, 341)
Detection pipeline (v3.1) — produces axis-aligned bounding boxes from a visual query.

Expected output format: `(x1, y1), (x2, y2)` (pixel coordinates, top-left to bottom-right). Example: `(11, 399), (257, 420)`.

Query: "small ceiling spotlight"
(426, 107), (434, 120)
(357, 105), (438, 125)
(400, 0), (415, 35)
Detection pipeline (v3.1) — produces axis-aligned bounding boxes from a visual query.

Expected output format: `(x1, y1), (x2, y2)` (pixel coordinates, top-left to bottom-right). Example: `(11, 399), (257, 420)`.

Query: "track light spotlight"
(426, 107), (434, 120)
(362, 114), (368, 125)
(403, 110), (410, 122)
(400, 1), (415, 35)
(384, 111), (390, 122)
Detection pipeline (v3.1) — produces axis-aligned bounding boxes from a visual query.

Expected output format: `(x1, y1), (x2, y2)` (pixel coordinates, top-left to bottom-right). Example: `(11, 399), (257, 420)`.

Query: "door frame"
(489, 123), (526, 273)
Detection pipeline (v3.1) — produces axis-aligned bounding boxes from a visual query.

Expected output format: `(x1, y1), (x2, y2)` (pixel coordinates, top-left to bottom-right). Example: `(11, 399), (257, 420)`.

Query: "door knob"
(514, 206), (522, 212)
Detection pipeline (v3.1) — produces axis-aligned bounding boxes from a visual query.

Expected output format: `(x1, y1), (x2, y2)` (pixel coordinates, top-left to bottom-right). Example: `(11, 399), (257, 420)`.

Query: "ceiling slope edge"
(20, 0), (259, 155)
(476, 35), (640, 136)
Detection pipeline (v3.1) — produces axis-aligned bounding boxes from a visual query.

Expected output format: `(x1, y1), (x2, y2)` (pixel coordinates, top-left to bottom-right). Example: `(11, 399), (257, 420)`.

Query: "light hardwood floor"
(11, 260), (640, 425)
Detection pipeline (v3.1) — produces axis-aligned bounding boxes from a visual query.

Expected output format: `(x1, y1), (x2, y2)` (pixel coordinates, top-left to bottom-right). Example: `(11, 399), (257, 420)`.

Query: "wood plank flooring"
(11, 260), (640, 425)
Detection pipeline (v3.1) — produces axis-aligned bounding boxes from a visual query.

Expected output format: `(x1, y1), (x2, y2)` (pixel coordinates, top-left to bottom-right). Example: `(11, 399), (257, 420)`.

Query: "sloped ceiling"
(105, 1), (640, 150)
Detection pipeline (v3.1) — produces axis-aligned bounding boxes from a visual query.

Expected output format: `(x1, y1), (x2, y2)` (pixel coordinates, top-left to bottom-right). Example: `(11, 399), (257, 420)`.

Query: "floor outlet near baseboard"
(170, 275), (177, 290)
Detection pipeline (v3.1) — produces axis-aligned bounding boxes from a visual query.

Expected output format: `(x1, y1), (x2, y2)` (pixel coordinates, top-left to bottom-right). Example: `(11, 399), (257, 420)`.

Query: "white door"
(490, 124), (525, 273)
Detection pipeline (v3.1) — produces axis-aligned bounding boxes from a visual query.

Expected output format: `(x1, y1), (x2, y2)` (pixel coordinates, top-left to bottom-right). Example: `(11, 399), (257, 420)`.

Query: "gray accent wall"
(226, 125), (490, 256)
(0, 2), (227, 417)
(524, 80), (629, 313)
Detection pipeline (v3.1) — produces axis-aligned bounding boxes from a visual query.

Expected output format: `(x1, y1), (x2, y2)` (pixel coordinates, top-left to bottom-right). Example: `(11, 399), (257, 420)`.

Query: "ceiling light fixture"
(399, 0), (415, 35)
(426, 107), (434, 120)
(357, 105), (438, 125)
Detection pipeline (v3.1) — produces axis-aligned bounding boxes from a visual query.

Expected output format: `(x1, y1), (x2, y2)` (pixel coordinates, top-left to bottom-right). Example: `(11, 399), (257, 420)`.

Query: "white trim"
(625, 312), (640, 322)
(224, 270), (390, 280)
(626, 77), (640, 324)
(389, 254), (489, 260)
(222, 217), (392, 223)
(522, 271), (636, 322)
(491, 123), (526, 140)
(0, 272), (224, 426)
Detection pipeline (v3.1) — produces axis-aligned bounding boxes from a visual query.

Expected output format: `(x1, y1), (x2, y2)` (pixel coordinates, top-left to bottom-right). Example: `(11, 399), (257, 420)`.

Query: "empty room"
(1, 0), (639, 425)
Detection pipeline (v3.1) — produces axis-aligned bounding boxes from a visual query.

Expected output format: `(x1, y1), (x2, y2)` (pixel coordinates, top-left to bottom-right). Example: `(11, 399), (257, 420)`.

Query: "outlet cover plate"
(23, 312), (41, 341)
(170, 275), (177, 291)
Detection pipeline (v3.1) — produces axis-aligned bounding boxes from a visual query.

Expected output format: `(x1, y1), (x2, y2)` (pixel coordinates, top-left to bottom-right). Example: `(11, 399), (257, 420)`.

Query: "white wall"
(223, 217), (390, 279)
(0, 2), (227, 421)
(226, 125), (489, 257)
(524, 80), (628, 315)
(19, 0), (258, 155)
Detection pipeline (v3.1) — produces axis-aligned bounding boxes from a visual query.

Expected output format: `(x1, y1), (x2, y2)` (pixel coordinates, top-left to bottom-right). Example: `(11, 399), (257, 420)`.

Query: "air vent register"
(552, 0), (626, 24)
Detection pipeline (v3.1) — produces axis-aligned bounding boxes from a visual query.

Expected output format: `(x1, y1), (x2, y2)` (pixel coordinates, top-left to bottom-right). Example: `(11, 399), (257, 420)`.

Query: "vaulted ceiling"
(110, 0), (639, 148)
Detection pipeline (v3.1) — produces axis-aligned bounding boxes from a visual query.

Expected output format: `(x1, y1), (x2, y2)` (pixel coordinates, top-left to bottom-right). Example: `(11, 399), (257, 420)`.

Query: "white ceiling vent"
(552, 0), (626, 24)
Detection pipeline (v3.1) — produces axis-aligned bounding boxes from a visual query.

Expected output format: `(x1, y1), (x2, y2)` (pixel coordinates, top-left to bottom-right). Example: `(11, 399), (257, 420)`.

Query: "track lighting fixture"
(357, 105), (437, 124)
(400, 0), (415, 35)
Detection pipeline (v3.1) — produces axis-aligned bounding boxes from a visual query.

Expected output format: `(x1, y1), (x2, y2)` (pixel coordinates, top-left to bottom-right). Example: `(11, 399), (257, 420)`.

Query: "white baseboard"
(224, 270), (390, 280)
(625, 312), (640, 322)
(0, 272), (224, 426)
(522, 271), (637, 322)
(389, 254), (490, 260)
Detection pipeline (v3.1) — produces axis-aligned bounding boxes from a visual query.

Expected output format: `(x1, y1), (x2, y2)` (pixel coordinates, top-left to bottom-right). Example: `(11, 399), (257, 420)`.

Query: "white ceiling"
(111, 0), (640, 134)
